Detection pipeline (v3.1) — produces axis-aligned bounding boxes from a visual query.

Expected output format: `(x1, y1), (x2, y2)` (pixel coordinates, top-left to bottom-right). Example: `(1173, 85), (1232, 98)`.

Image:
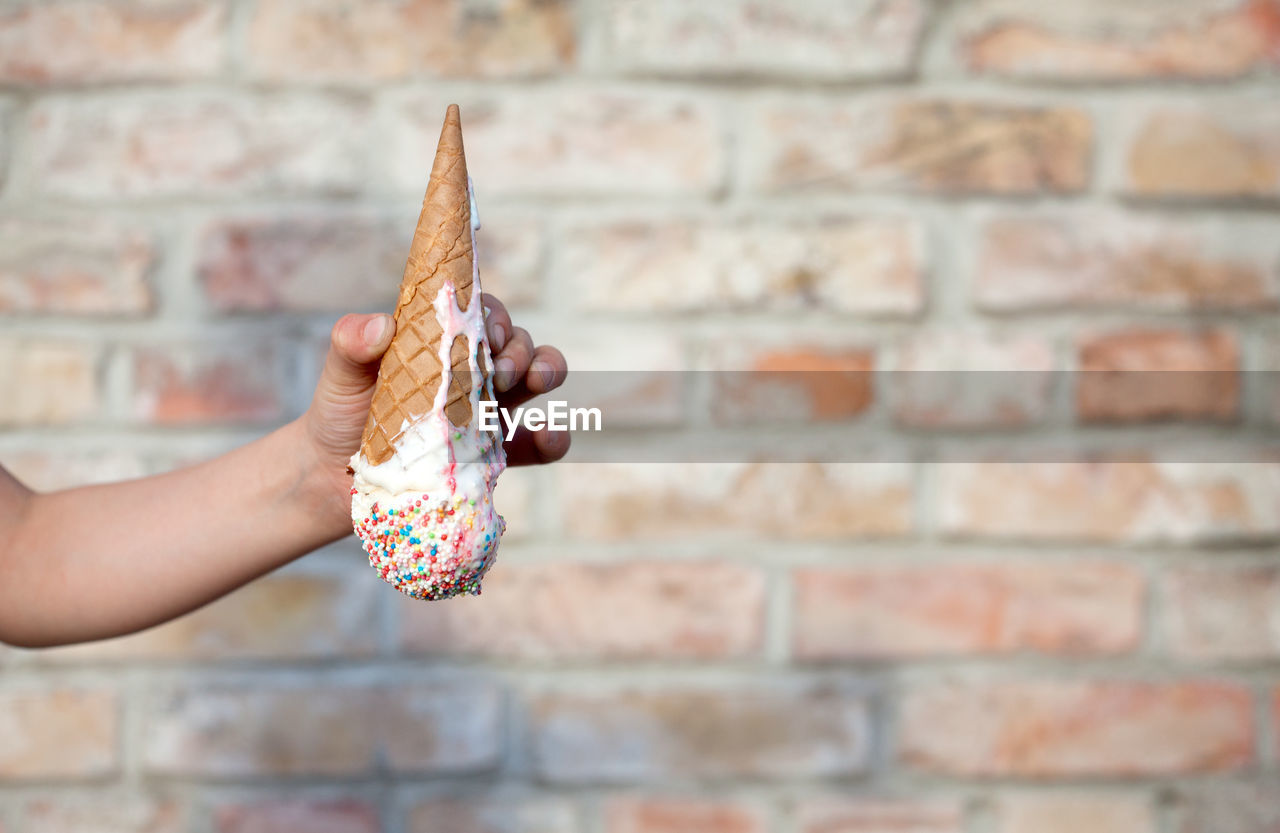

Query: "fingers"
(496, 345), (568, 409)
(492, 326), (534, 393)
(482, 293), (511, 355)
(503, 424), (571, 466)
(321, 313), (395, 397)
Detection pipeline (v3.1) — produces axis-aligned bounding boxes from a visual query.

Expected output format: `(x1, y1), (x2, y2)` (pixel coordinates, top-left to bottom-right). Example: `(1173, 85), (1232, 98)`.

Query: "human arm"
(0, 297), (567, 647)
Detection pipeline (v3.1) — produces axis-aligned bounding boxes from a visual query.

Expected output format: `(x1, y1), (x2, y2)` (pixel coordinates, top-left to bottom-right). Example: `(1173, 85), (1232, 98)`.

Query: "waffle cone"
(361, 104), (480, 465)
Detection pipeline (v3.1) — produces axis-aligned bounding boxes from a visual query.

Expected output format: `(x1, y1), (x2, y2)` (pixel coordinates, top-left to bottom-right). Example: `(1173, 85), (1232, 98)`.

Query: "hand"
(300, 294), (569, 496)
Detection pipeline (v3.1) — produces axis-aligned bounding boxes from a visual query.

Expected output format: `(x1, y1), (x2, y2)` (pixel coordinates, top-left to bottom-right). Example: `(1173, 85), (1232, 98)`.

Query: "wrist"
(281, 417), (353, 543)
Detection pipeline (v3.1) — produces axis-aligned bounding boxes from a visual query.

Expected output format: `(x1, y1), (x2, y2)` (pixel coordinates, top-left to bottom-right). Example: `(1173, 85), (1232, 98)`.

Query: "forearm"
(0, 419), (350, 647)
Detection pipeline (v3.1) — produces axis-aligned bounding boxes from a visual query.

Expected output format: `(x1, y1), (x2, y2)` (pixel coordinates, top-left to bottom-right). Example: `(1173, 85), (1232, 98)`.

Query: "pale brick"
(995, 793), (1154, 833)
(0, 0), (225, 83)
(408, 796), (577, 833)
(604, 797), (766, 833)
(380, 682), (503, 773)
(37, 571), (379, 662)
(529, 680), (869, 782)
(1172, 782), (1280, 833)
(0, 339), (100, 426)
(900, 679), (1254, 776)
(198, 212), (541, 313)
(561, 216), (923, 315)
(891, 333), (1054, 428)
(0, 218), (154, 315)
(937, 461), (1280, 543)
(143, 681), (500, 776)
(402, 560), (765, 660)
(794, 797), (963, 833)
(548, 328), (687, 427)
(606, 0), (926, 79)
(24, 798), (184, 833)
(793, 561), (1143, 660)
(0, 688), (118, 778)
(1164, 564), (1280, 660)
(957, 0), (1280, 80)
(975, 211), (1280, 311)
(215, 799), (378, 833)
(0, 104), (10, 188)
(747, 98), (1091, 194)
(385, 92), (723, 197)
(707, 343), (875, 426)
(1077, 329), (1240, 423)
(143, 685), (376, 776)
(1120, 103), (1280, 199)
(1267, 336), (1280, 425)
(2, 449), (148, 491)
(128, 342), (283, 424)
(248, 0), (573, 81)
(558, 462), (912, 539)
(30, 94), (366, 199)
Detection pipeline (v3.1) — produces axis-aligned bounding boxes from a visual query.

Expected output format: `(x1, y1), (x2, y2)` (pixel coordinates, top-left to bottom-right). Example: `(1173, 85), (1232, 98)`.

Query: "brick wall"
(1, 1), (1279, 832)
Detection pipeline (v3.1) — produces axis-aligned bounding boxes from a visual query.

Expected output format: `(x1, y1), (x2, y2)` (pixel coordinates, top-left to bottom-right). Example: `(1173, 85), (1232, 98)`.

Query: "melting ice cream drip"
(349, 178), (506, 600)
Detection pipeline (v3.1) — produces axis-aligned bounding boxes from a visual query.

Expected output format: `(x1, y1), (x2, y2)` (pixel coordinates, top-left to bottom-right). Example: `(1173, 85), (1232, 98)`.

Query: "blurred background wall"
(2, 0), (1280, 831)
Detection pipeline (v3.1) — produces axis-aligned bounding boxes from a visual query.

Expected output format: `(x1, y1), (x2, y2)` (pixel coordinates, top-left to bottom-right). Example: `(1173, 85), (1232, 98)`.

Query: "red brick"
(957, 0), (1280, 80)
(709, 344), (875, 425)
(891, 333), (1054, 427)
(747, 98), (1091, 194)
(794, 797), (963, 833)
(385, 92), (723, 197)
(793, 561), (1143, 660)
(407, 796), (577, 833)
(2, 449), (148, 491)
(1076, 329), (1240, 423)
(1172, 782), (1280, 833)
(900, 679), (1254, 776)
(129, 342), (283, 425)
(0, 688), (118, 778)
(0, 339), (101, 426)
(30, 94), (366, 199)
(975, 211), (1280, 311)
(604, 797), (766, 833)
(215, 800), (378, 833)
(995, 794), (1153, 833)
(143, 681), (501, 776)
(937, 460), (1280, 543)
(529, 680), (869, 782)
(1164, 564), (1280, 660)
(558, 462), (913, 539)
(248, 0), (573, 81)
(402, 560), (764, 660)
(38, 571), (379, 662)
(24, 798), (184, 833)
(1275, 688), (1280, 760)
(198, 212), (542, 313)
(561, 216), (924, 315)
(606, 0), (927, 79)
(1121, 104), (1280, 199)
(0, 218), (154, 315)
(0, 0), (225, 84)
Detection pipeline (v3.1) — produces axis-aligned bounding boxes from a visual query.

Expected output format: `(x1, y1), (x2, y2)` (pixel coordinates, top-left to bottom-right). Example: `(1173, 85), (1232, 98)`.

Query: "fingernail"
(531, 359), (554, 390)
(363, 315), (391, 345)
(494, 357), (516, 392)
(488, 321), (507, 353)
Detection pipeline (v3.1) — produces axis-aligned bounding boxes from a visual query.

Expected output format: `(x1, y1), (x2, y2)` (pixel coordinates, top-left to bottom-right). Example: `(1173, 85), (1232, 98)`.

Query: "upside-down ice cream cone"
(349, 104), (506, 600)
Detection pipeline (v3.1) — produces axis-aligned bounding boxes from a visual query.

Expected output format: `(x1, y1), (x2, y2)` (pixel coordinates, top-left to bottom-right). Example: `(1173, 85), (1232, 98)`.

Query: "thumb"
(321, 313), (395, 397)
